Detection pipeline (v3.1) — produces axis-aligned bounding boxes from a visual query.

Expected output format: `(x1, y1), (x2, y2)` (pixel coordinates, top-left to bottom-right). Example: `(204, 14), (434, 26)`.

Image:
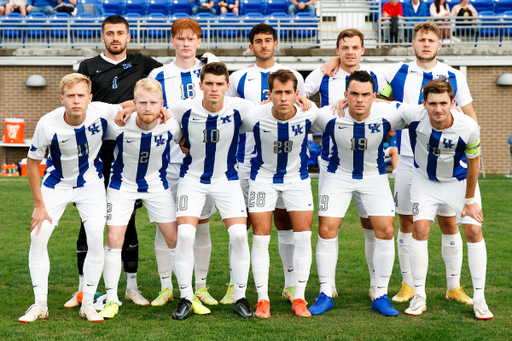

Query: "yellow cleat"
(195, 287), (218, 305)
(392, 282), (415, 302)
(99, 301), (119, 319)
(192, 296), (211, 315)
(282, 286), (295, 302)
(151, 287), (173, 306)
(219, 283), (234, 304)
(446, 286), (473, 305)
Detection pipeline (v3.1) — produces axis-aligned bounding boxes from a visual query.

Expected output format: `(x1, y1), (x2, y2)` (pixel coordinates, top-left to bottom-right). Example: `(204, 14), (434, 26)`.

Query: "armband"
(465, 139), (480, 156)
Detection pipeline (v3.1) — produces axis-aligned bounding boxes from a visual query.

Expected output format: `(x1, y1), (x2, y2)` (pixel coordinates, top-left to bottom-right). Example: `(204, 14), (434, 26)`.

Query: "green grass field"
(1, 176), (511, 341)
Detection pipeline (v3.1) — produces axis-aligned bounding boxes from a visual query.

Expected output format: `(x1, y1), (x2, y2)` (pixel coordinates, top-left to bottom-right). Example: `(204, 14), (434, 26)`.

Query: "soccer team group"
(19, 14), (493, 323)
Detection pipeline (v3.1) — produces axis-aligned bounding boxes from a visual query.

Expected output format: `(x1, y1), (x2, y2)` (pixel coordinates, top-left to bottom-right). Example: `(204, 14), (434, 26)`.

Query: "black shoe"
(172, 298), (193, 320)
(233, 297), (254, 318)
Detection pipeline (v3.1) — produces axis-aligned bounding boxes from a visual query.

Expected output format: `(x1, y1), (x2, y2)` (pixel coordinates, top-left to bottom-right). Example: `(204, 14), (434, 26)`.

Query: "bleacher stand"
(267, 0), (290, 14)
(190, 0), (216, 15)
(102, 0), (125, 15)
(76, 0), (104, 16)
(125, 0), (148, 15)
(171, 0), (190, 14)
(218, 0), (239, 14)
(27, 0), (53, 15)
(147, 0), (171, 15)
(495, 0), (512, 14)
(287, 0), (315, 16)
(241, 0), (264, 15)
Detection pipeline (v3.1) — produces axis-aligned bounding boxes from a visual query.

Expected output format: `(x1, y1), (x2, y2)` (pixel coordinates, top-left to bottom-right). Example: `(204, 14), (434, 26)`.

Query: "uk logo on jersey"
(368, 124), (381, 134)
(154, 135), (166, 146)
(443, 138), (454, 149)
(292, 124), (304, 136)
(88, 123), (101, 135)
(221, 115), (232, 124)
(193, 69), (201, 78)
(122, 63), (132, 69)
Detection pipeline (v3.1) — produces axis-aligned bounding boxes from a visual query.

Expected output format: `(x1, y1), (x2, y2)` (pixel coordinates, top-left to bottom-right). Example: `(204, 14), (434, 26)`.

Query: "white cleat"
(64, 292), (80, 308)
(19, 304), (49, 323)
(473, 298), (493, 320)
(80, 303), (104, 322)
(125, 288), (150, 306)
(405, 295), (427, 316)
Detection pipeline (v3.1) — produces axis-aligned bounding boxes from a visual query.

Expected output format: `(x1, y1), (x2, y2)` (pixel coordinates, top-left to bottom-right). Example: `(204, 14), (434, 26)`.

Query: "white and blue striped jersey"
(105, 114), (183, 193)
(397, 103), (480, 182)
(305, 65), (386, 164)
(169, 96), (256, 184)
(240, 103), (318, 183)
(148, 59), (204, 163)
(228, 64), (305, 164)
(311, 102), (406, 179)
(28, 102), (120, 189)
(380, 61), (473, 157)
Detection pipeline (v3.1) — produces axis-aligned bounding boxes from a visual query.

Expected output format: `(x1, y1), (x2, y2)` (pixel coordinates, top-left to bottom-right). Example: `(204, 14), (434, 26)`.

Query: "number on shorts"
(319, 195), (329, 211)
(203, 129), (220, 143)
(139, 151), (150, 163)
(273, 140), (293, 154)
(248, 191), (266, 208)
(180, 83), (196, 100)
(178, 195), (188, 211)
(351, 137), (367, 151)
(77, 142), (89, 157)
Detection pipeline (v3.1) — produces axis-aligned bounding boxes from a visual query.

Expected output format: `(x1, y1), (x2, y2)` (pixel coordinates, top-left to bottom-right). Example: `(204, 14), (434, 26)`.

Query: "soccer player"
(99, 78), (183, 319)
(395, 79), (491, 319)
(147, 18), (218, 307)
(304, 28), (387, 300)
(228, 23), (306, 303)
(308, 71), (402, 316)
(19, 73), (130, 323)
(241, 69), (317, 318)
(169, 62), (256, 320)
(71, 15), (163, 308)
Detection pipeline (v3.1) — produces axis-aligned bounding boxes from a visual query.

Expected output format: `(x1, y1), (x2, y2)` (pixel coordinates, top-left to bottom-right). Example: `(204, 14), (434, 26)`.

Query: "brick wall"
(466, 66), (512, 175)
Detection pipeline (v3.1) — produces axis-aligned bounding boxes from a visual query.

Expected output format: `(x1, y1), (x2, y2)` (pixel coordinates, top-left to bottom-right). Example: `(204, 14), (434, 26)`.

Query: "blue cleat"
(309, 292), (334, 315)
(371, 295), (399, 316)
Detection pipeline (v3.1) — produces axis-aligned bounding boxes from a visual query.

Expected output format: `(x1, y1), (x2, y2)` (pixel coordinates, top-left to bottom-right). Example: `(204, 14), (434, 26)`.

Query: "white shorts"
(248, 178), (313, 213)
(394, 155), (414, 215)
(410, 170), (467, 223)
(318, 172), (395, 218)
(239, 162), (286, 210)
(42, 180), (106, 226)
(107, 188), (176, 225)
(176, 176), (246, 220)
(434, 182), (483, 227)
(167, 163), (216, 220)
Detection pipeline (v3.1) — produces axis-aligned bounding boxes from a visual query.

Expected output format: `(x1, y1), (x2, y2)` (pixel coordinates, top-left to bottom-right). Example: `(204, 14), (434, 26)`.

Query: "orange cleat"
(291, 298), (311, 317)
(255, 299), (271, 318)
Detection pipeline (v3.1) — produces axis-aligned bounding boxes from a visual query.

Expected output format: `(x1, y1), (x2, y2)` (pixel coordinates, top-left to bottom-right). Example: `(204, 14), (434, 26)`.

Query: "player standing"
(19, 74), (129, 323)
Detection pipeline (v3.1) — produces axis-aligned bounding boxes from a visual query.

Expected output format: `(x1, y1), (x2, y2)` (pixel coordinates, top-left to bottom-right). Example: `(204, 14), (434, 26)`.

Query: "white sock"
(229, 224), (250, 302)
(468, 239), (487, 301)
(293, 231), (312, 301)
(194, 222), (211, 290)
(82, 220), (104, 300)
(228, 242), (233, 284)
(410, 238), (428, 299)
(277, 229), (295, 289)
(125, 272), (138, 291)
(155, 227), (172, 291)
(332, 233), (338, 290)
(252, 234), (271, 302)
(175, 224), (196, 301)
(316, 235), (336, 297)
(442, 232), (463, 291)
(78, 275), (84, 292)
(373, 237), (394, 298)
(169, 248), (175, 290)
(104, 247), (122, 303)
(29, 220), (54, 302)
(363, 228), (376, 288)
(397, 231), (413, 287)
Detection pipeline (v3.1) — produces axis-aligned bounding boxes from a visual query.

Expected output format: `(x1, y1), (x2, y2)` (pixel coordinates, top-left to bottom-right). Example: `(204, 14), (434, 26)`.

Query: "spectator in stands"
(54, 0), (76, 15)
(5, 0), (27, 15)
(1, 0), (8, 15)
(402, 0), (429, 41)
(451, 0), (478, 26)
(287, 0), (316, 16)
(218, 0), (238, 15)
(382, 0), (405, 44)
(26, 0), (53, 15)
(190, 0), (216, 15)
(430, 0), (459, 42)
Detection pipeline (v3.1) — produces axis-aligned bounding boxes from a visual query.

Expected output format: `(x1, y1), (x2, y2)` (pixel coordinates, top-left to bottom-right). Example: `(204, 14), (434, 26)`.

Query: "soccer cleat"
(219, 283), (234, 304)
(291, 298), (311, 317)
(98, 301), (119, 319)
(371, 295), (399, 316)
(19, 304), (48, 323)
(309, 292), (334, 315)
(195, 287), (218, 305)
(191, 296), (211, 315)
(255, 299), (271, 318)
(282, 286), (295, 302)
(125, 288), (150, 306)
(446, 286), (473, 305)
(172, 298), (193, 320)
(473, 298), (493, 320)
(80, 303), (104, 322)
(332, 286), (339, 298)
(64, 291), (80, 308)
(151, 287), (173, 307)
(369, 287), (375, 301)
(404, 295), (427, 316)
(233, 297), (254, 318)
(392, 282), (415, 302)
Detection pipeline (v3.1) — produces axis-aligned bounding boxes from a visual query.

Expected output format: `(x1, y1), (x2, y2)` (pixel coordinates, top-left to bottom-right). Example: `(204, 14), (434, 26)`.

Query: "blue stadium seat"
(73, 12), (99, 39)
(501, 11), (512, 40)
(293, 12), (316, 38)
(241, 0), (265, 15)
(103, 0), (126, 15)
(477, 11), (500, 38)
(76, 0), (105, 16)
(195, 12), (215, 38)
(217, 12), (241, 38)
(495, 0), (512, 13)
(170, 0), (190, 14)
(26, 12), (48, 40)
(125, 13), (145, 38)
(1, 12), (24, 40)
(145, 13), (169, 39)
(148, 0), (171, 15)
(266, 0), (289, 14)
(469, 0), (494, 12)
(126, 0), (149, 15)
(267, 12), (291, 38)
(242, 12), (265, 37)
(50, 12), (72, 39)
